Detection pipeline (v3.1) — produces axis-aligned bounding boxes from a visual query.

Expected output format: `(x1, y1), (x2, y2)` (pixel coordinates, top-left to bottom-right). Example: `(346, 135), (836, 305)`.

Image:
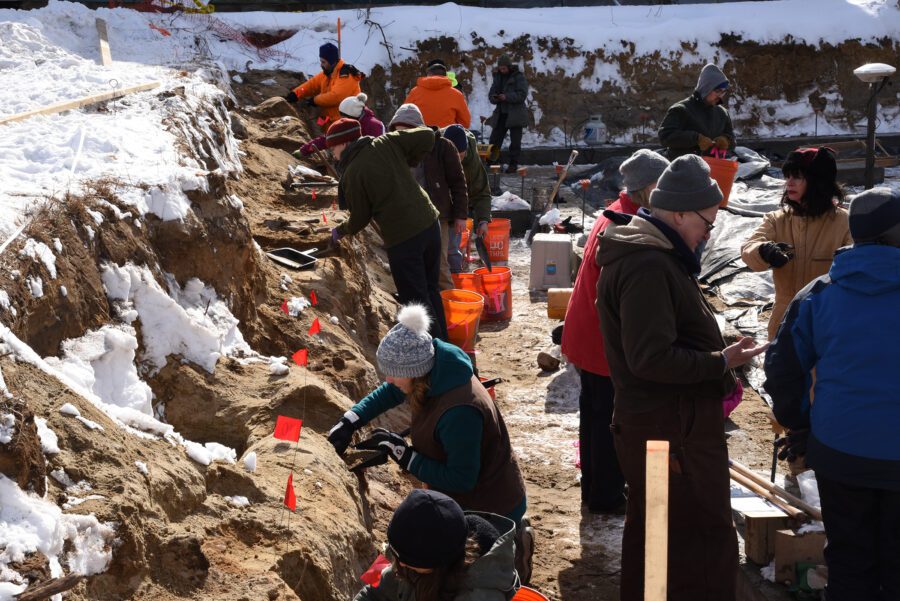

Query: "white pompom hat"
(376, 304), (435, 378)
(338, 93), (368, 119)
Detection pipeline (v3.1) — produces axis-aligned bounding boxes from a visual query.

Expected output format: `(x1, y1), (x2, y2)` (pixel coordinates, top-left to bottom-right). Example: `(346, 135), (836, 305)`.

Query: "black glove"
(284, 91), (299, 103)
(759, 242), (794, 268)
(327, 410), (361, 455)
(305, 97), (317, 107)
(775, 429), (809, 462)
(354, 428), (416, 470)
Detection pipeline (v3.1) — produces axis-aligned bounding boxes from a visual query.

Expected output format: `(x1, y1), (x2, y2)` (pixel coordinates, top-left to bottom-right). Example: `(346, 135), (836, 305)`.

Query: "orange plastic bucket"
(451, 272), (481, 295)
(478, 376), (496, 401)
(474, 266), (512, 321)
(485, 218), (511, 265)
(440, 289), (483, 352)
(512, 587), (549, 601)
(702, 156), (739, 207)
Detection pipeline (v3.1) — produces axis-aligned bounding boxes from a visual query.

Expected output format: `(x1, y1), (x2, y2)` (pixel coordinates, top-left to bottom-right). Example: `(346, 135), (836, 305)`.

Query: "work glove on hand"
(775, 429), (809, 462)
(284, 91), (299, 103)
(476, 221), (489, 237)
(354, 428), (416, 470)
(759, 242), (794, 268)
(697, 134), (715, 152)
(714, 136), (730, 150)
(305, 97), (317, 108)
(327, 410), (361, 455)
(298, 142), (317, 157)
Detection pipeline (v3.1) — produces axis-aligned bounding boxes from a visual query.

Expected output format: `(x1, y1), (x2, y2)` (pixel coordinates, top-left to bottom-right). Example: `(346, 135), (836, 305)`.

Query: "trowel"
(474, 233), (492, 272)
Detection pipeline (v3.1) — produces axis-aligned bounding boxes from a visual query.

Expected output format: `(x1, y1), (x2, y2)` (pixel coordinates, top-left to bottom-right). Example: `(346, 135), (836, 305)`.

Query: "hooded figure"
(404, 58), (471, 128)
(658, 63), (735, 159)
(764, 187), (900, 600)
(486, 54), (530, 173)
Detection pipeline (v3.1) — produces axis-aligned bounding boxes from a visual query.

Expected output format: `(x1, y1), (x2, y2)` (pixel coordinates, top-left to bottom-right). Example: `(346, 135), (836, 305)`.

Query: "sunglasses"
(693, 211), (715, 233)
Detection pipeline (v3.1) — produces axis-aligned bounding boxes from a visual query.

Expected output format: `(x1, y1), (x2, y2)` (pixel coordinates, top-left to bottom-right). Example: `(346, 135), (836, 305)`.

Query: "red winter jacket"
(308, 107), (385, 152)
(561, 192), (640, 375)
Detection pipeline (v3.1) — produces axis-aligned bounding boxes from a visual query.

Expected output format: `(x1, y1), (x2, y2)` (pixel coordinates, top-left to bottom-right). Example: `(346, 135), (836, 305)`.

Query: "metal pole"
(865, 81), (877, 190)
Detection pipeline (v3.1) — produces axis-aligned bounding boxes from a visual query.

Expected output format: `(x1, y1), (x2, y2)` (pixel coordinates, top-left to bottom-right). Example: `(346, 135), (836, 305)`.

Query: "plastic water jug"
(583, 115), (607, 144)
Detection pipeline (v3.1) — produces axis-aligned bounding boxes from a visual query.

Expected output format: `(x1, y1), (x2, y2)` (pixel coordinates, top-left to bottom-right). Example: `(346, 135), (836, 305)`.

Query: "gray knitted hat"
(649, 154), (723, 211)
(619, 149), (670, 194)
(849, 187), (900, 247)
(695, 64), (728, 98)
(376, 304), (435, 378)
(389, 103), (425, 131)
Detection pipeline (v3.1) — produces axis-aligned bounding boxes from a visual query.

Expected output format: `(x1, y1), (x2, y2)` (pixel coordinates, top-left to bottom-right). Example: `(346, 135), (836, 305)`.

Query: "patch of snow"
(285, 296), (310, 317)
(243, 451), (257, 473)
(59, 403), (80, 416)
(60, 285), (68, 297)
(0, 290), (9, 312)
(53, 237), (62, 252)
(134, 461), (149, 475)
(0, 413), (14, 444)
(86, 208), (104, 226)
(225, 495), (250, 507)
(269, 359), (289, 376)
(76, 415), (104, 431)
(183, 440), (236, 466)
(19, 238), (57, 278)
(35, 417), (60, 454)
(25, 275), (43, 298)
(84, 225), (95, 241)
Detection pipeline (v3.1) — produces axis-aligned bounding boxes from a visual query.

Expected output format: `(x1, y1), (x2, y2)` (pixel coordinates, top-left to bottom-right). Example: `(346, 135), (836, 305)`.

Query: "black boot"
(504, 162), (518, 174)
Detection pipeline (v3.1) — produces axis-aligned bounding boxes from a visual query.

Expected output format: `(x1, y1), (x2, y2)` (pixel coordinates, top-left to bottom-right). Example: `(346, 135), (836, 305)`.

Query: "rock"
(537, 351), (560, 372)
(247, 97), (298, 120)
(230, 114), (248, 140)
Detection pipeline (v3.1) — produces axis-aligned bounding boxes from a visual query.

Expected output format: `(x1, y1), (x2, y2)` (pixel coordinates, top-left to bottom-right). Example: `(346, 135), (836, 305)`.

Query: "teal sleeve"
(408, 405), (483, 492)
(350, 382), (406, 425)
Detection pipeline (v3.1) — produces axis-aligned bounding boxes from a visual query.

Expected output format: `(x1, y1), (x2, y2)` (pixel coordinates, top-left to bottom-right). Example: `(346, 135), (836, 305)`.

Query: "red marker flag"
(310, 290), (318, 306)
(292, 349), (308, 366)
(284, 472), (297, 511)
(322, 210), (328, 224)
(360, 554), (391, 587)
(308, 318), (321, 336)
(273, 415), (303, 442)
(311, 189), (318, 201)
(280, 299), (289, 315)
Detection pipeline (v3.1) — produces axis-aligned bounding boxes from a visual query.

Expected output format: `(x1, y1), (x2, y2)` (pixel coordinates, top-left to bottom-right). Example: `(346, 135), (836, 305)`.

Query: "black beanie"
(426, 58), (448, 74)
(387, 490), (467, 569)
(443, 124), (469, 153)
(319, 42), (339, 66)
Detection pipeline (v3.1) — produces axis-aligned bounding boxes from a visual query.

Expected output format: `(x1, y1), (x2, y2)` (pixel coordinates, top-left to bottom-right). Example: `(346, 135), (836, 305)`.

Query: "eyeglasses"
(693, 211), (716, 232)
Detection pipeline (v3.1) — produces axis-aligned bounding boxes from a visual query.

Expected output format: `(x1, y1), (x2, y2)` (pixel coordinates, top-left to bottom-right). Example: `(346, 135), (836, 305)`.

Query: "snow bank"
(0, 474), (114, 591)
(35, 417), (60, 455)
(19, 238), (57, 279)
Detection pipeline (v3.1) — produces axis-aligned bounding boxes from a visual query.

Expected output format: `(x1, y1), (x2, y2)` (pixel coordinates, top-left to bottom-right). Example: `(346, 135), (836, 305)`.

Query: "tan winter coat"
(741, 206), (852, 339)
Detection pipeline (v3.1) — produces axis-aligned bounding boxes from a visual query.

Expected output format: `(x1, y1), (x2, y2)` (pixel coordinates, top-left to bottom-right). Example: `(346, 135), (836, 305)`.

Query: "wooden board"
(743, 511), (789, 565)
(644, 440), (669, 601)
(96, 17), (112, 66)
(0, 81), (160, 126)
(774, 529), (825, 585)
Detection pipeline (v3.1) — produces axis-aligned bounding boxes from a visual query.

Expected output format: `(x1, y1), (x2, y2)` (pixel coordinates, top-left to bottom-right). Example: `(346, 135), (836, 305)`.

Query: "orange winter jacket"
(404, 76), (471, 129)
(292, 59), (364, 125)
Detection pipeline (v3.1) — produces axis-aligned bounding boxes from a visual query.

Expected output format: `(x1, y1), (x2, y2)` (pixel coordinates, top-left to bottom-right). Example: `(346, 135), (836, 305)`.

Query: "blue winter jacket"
(764, 244), (900, 490)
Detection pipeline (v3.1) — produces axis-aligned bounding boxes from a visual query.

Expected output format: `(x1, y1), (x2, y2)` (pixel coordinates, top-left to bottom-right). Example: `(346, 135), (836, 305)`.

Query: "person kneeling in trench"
(354, 489), (519, 601)
(327, 304), (533, 583)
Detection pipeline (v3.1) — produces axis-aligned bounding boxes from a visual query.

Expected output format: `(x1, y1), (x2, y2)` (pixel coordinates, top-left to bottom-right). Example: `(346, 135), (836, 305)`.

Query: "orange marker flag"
(308, 318), (321, 336)
(284, 473), (297, 511)
(280, 299), (289, 314)
(273, 415), (303, 442)
(292, 349), (308, 366)
(310, 290), (318, 306)
(311, 189), (317, 201)
(322, 210), (328, 224)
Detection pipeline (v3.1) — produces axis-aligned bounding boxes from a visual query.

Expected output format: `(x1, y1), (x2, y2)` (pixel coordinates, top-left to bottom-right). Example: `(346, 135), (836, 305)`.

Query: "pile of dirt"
(0, 79), (414, 600)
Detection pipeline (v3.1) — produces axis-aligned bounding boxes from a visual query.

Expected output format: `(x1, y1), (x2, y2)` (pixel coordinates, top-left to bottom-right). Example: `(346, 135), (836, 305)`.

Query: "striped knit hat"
(325, 118), (361, 148)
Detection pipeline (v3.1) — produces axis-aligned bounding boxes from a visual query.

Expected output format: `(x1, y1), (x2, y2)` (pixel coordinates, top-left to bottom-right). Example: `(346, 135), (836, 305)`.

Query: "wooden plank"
(773, 529), (825, 585)
(96, 18), (112, 66)
(0, 81), (160, 126)
(16, 574), (83, 601)
(743, 511), (789, 565)
(644, 440), (669, 601)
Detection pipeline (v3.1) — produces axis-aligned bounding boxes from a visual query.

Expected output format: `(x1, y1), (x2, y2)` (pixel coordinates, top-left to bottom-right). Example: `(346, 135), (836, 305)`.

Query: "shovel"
(527, 149), (579, 245)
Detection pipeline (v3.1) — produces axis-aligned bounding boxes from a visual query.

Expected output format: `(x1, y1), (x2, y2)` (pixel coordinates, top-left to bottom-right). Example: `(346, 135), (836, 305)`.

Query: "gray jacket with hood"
(353, 512), (519, 601)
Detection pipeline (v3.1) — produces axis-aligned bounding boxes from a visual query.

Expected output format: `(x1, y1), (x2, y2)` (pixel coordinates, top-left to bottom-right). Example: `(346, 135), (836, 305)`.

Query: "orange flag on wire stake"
(273, 416), (303, 442)
(284, 473), (297, 511)
(360, 554), (391, 587)
(322, 211), (328, 224)
(308, 318), (321, 336)
(310, 290), (318, 306)
(292, 349), (308, 366)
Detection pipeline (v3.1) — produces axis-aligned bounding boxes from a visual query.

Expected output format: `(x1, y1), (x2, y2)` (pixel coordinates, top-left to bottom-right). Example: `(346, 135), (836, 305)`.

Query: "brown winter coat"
(740, 206), (852, 339)
(421, 131), (469, 222)
(595, 213), (740, 600)
(595, 214), (736, 415)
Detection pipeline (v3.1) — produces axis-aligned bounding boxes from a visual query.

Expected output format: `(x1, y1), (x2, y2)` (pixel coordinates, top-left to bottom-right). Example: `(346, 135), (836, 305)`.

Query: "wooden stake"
(729, 468), (807, 522)
(0, 81), (160, 126)
(729, 460), (822, 521)
(96, 18), (112, 66)
(16, 575), (84, 601)
(644, 440), (669, 601)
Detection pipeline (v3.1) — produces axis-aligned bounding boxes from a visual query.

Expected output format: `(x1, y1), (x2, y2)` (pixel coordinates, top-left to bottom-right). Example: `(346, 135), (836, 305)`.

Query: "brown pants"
(612, 397), (737, 601)
(439, 221), (453, 291)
